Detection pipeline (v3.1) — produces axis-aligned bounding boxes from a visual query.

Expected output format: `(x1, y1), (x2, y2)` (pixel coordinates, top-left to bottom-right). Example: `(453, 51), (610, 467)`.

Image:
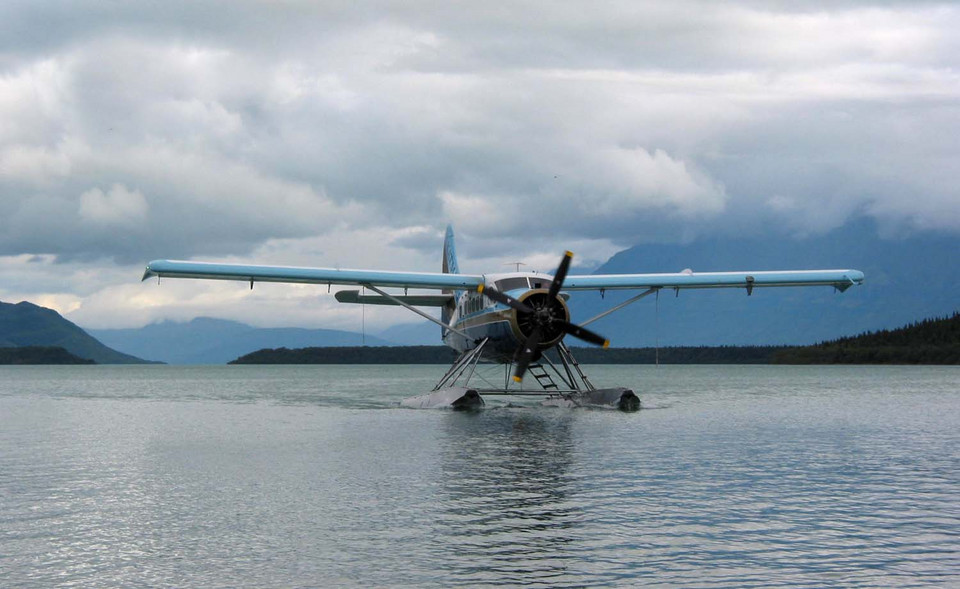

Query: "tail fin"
(442, 224), (459, 275)
(441, 225), (460, 326)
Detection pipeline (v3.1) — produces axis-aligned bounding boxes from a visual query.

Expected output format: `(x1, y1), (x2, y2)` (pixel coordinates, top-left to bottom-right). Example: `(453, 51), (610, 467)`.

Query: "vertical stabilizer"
(442, 224), (460, 275)
(441, 225), (461, 326)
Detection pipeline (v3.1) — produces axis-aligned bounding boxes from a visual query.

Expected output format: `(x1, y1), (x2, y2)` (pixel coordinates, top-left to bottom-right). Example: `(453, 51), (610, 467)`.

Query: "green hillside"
(0, 301), (151, 364)
(774, 312), (960, 364)
(0, 346), (96, 365)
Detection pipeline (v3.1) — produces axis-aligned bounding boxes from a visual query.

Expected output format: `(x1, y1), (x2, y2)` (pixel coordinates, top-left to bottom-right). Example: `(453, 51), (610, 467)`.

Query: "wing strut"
(580, 288), (660, 327)
(362, 284), (473, 340)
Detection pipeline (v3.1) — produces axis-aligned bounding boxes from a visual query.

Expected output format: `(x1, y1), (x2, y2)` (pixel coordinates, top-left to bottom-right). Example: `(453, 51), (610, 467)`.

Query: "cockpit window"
(495, 277), (529, 291)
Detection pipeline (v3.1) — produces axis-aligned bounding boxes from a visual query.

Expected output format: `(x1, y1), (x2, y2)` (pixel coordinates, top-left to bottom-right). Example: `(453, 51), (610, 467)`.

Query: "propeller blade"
(548, 251), (573, 298)
(478, 284), (534, 314)
(513, 328), (543, 382)
(557, 320), (610, 348)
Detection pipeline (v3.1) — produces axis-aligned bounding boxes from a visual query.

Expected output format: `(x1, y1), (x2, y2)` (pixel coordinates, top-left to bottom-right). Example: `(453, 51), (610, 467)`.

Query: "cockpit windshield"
(495, 277), (529, 291)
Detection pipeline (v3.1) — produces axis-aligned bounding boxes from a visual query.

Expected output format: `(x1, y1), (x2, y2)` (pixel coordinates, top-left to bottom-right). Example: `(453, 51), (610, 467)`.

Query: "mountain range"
(89, 318), (394, 364)
(343, 219), (959, 348)
(0, 301), (148, 363)
(4, 219), (957, 363)
(568, 218), (958, 347)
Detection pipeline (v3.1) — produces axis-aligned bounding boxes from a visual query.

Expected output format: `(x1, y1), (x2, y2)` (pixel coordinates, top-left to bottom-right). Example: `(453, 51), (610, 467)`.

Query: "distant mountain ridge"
(568, 219), (959, 347)
(363, 221), (959, 348)
(0, 301), (149, 364)
(89, 317), (395, 364)
(75, 218), (960, 359)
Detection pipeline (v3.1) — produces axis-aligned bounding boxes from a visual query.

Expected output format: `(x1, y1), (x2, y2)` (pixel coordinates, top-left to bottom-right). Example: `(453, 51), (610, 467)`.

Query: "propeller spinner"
(478, 251), (609, 382)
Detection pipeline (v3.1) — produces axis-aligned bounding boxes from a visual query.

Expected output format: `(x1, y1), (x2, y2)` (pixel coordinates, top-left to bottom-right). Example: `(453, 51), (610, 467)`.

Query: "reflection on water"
(1, 365), (958, 587)
(437, 411), (580, 586)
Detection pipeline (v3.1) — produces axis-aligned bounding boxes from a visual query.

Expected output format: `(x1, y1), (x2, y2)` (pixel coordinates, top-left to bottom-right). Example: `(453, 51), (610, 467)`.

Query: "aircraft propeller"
(478, 251), (609, 382)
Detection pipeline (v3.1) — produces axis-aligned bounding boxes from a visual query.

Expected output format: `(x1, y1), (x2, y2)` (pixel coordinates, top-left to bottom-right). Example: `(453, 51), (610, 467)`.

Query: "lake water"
(1, 364), (957, 587)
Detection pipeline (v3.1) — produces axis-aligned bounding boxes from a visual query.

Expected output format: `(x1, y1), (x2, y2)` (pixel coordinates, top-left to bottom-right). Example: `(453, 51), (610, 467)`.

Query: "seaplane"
(142, 225), (864, 411)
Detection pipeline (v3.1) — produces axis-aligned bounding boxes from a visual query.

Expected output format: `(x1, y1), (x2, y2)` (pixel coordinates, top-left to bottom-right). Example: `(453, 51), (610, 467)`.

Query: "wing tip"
(141, 259), (170, 281)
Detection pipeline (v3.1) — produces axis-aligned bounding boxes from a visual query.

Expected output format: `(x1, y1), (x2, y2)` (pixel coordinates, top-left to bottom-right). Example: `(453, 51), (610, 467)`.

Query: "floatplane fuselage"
(143, 225), (864, 411)
(443, 271), (572, 360)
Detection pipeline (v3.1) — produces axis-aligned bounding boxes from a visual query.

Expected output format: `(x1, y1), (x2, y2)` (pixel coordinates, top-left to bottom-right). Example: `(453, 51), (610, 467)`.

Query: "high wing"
(562, 269), (865, 292)
(141, 260), (483, 290)
(143, 260), (864, 293)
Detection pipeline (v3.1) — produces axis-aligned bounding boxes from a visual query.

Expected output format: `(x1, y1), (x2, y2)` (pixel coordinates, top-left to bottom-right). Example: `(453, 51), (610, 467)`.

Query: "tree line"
(229, 313), (959, 365)
(772, 312), (959, 365)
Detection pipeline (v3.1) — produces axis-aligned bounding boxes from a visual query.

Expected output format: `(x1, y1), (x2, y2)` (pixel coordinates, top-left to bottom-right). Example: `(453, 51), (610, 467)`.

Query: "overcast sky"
(1, 1), (957, 330)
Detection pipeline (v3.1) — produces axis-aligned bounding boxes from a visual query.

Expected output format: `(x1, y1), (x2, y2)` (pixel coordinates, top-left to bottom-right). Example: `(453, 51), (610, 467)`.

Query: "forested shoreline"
(0, 346), (96, 365)
(772, 313), (959, 364)
(229, 313), (959, 365)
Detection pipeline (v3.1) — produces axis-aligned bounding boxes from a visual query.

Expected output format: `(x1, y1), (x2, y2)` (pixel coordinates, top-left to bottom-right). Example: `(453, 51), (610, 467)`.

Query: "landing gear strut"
(400, 338), (640, 411)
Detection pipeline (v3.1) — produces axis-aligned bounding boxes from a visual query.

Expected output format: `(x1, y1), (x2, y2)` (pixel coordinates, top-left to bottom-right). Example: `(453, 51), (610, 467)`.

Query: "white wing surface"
(143, 260), (863, 293)
(142, 260), (483, 290)
(562, 269), (864, 292)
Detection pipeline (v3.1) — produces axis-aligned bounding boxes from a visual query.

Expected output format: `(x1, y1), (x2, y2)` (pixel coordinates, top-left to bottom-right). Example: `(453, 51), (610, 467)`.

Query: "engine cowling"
(508, 289), (571, 349)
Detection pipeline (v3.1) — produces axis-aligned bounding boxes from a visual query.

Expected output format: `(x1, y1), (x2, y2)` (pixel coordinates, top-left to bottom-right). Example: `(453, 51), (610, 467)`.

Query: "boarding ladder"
(527, 363), (559, 391)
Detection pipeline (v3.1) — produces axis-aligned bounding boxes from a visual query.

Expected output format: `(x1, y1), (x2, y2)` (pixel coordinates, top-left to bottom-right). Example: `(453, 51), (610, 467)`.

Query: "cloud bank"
(0, 1), (957, 327)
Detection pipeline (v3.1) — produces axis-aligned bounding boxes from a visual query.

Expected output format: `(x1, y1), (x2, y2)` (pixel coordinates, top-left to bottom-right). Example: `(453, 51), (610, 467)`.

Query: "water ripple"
(1, 365), (958, 587)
